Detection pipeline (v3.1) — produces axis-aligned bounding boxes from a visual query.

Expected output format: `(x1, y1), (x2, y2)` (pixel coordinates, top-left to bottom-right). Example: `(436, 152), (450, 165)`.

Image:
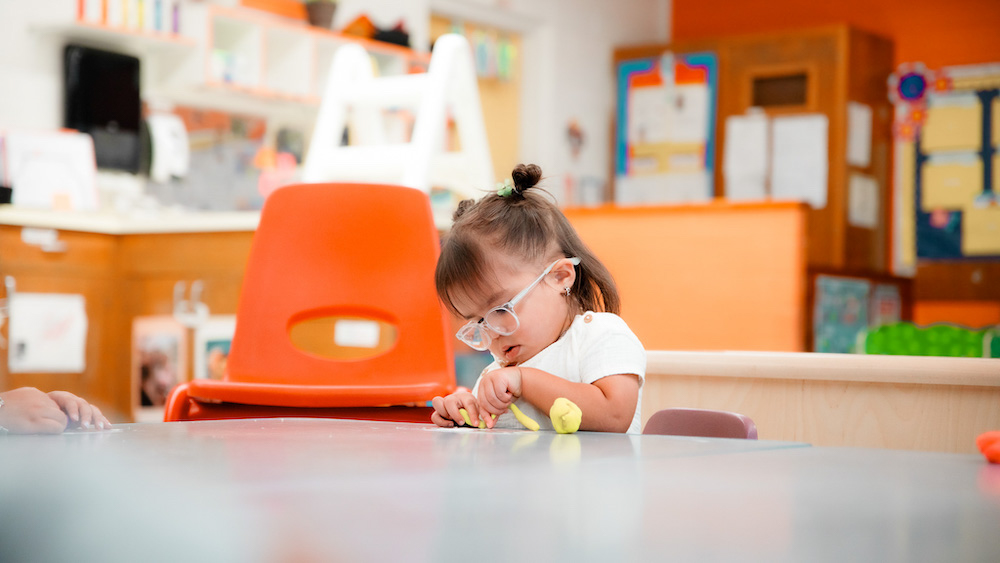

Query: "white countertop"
(2, 418), (998, 561)
(0, 205), (260, 234)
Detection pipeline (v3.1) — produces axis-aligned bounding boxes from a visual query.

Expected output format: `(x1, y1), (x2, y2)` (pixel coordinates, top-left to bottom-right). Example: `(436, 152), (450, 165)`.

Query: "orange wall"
(913, 301), (1000, 329)
(566, 202), (808, 352)
(673, 0), (1000, 68)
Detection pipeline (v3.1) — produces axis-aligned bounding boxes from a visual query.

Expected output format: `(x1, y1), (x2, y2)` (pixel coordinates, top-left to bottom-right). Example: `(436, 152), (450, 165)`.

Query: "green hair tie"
(496, 178), (515, 198)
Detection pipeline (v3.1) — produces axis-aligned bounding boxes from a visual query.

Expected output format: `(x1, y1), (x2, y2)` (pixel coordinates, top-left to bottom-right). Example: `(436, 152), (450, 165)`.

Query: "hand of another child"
(0, 387), (69, 434)
(476, 366), (523, 423)
(48, 390), (111, 430)
(431, 391), (484, 428)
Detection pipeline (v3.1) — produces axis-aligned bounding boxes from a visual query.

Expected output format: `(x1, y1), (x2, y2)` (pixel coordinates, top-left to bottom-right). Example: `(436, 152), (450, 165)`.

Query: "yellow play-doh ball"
(549, 397), (582, 434)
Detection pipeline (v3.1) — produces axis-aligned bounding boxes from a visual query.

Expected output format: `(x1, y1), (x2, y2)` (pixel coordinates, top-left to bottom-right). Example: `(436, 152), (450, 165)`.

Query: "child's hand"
(48, 390), (111, 430)
(431, 391), (485, 428)
(476, 366), (523, 425)
(0, 387), (69, 434)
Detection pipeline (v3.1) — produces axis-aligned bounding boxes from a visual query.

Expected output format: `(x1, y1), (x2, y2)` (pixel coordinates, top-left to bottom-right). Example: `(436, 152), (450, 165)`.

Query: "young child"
(431, 164), (646, 433)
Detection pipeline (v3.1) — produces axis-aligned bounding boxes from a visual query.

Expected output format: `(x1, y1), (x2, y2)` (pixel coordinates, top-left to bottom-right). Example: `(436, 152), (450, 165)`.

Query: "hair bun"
(511, 164), (542, 193)
(453, 198), (475, 221)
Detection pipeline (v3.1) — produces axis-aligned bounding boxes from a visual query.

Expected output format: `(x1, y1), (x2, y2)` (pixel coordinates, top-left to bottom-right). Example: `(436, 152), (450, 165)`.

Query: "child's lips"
(503, 345), (520, 362)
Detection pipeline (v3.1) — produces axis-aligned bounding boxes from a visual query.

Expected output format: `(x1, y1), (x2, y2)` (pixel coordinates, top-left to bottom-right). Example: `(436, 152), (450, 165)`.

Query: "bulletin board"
(614, 51), (717, 205)
(891, 62), (1000, 271)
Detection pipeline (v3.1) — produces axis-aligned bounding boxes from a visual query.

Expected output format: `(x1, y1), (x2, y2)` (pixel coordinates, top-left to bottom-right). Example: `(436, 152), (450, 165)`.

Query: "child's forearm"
(518, 367), (638, 432)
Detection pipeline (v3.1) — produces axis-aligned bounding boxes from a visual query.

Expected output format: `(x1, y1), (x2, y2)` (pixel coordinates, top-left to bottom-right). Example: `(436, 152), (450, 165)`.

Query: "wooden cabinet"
(0, 224), (253, 422)
(615, 25), (895, 273)
(0, 228), (121, 411)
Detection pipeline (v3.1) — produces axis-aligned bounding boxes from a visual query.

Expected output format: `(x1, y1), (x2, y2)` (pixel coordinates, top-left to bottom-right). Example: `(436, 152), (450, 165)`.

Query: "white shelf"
(0, 205), (260, 235)
(30, 1), (426, 119)
(31, 21), (197, 58)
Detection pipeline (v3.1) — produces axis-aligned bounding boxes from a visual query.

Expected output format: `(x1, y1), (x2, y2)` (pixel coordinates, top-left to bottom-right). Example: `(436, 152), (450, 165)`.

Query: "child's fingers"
(445, 401), (469, 427)
(463, 403), (485, 428)
(478, 380), (511, 414)
(430, 410), (455, 427)
(430, 397), (454, 425)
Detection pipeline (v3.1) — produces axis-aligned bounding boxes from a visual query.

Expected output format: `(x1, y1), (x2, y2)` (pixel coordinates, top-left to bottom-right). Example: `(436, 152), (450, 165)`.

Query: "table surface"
(2, 418), (999, 562)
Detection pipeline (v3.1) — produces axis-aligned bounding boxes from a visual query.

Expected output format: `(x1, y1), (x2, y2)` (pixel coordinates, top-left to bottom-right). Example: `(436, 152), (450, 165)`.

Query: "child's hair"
(436, 163), (621, 316)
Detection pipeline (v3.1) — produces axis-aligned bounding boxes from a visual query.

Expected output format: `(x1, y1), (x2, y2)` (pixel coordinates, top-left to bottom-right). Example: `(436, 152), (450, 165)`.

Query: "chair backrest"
(643, 408), (758, 439)
(225, 182), (454, 399)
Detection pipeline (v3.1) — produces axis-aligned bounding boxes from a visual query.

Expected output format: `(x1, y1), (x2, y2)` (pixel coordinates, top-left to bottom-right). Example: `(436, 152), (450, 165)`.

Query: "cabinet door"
(0, 227), (123, 418)
(119, 232), (253, 419)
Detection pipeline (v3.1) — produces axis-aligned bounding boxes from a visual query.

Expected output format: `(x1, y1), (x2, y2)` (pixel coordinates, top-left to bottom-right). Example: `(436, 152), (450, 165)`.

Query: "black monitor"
(64, 44), (142, 173)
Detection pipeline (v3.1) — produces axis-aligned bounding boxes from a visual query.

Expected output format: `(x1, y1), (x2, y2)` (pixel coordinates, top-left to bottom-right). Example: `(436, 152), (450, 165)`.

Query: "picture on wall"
(132, 316), (187, 420)
(194, 315), (236, 381)
(890, 62), (1000, 272)
(615, 50), (718, 205)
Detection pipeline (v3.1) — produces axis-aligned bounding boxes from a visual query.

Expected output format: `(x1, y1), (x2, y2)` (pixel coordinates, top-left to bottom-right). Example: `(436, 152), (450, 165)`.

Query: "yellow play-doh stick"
(509, 403), (539, 431)
(458, 408), (493, 429)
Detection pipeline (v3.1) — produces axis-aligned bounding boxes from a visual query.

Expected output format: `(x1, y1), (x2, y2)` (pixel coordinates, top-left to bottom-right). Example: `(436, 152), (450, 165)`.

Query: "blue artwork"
(814, 275), (871, 354)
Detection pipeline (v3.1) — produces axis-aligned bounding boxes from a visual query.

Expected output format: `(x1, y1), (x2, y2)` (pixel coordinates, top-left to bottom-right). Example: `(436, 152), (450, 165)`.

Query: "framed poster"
(194, 315), (236, 381)
(890, 62), (1000, 273)
(614, 50), (718, 205)
(814, 275), (871, 354)
(132, 316), (187, 421)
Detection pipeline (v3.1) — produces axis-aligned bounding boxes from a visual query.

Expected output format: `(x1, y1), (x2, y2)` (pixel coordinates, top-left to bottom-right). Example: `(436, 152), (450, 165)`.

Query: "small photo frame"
(194, 315), (236, 381)
(132, 316), (188, 422)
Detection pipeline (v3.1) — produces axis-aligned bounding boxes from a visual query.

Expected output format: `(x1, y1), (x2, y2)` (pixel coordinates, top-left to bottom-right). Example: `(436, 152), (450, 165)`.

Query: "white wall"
(432, 0), (670, 203)
(0, 1), (67, 130)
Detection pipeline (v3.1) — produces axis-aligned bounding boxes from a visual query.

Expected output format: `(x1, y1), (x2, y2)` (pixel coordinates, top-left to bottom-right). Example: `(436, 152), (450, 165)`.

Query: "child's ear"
(549, 258), (578, 289)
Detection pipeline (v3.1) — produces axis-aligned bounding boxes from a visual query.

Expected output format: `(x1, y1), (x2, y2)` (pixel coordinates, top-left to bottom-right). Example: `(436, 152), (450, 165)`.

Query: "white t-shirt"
(471, 311), (646, 434)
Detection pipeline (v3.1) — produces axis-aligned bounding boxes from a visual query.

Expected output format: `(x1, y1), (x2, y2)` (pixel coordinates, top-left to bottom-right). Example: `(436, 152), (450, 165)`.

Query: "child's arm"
(477, 367), (639, 432)
(430, 390), (488, 428)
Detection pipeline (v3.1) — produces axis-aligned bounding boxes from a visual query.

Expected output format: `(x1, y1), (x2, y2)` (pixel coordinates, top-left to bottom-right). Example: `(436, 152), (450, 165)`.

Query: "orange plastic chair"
(642, 408), (758, 439)
(165, 183), (455, 422)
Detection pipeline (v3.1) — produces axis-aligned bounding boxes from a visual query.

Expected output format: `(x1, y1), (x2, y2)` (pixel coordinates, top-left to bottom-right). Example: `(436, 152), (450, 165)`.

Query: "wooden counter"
(0, 207), (257, 421)
(642, 350), (1000, 453)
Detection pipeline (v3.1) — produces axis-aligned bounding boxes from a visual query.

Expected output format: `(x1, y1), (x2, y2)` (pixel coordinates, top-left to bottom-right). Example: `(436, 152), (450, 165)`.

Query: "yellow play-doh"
(509, 404), (540, 431)
(549, 397), (582, 434)
(459, 408), (492, 429)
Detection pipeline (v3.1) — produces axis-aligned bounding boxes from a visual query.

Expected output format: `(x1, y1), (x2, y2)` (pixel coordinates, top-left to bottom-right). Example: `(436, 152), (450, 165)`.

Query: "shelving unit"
(28, 0), (428, 121)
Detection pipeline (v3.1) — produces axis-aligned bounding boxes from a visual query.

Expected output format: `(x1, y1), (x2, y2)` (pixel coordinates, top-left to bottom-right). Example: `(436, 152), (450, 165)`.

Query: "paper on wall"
(628, 86), (670, 144)
(723, 112), (769, 200)
(771, 114), (828, 209)
(665, 84), (709, 144)
(5, 130), (99, 211)
(848, 173), (879, 229)
(8, 293), (88, 373)
(847, 102), (872, 167)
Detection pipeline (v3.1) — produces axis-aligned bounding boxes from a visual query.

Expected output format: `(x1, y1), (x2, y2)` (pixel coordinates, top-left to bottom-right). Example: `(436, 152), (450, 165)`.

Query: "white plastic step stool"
(302, 34), (494, 201)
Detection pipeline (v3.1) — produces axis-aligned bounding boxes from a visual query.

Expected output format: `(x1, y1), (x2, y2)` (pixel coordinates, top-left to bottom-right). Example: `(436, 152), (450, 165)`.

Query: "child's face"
(451, 257), (576, 366)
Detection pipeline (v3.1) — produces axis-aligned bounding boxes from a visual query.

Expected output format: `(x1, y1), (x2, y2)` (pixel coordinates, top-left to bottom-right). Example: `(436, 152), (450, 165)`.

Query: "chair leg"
(163, 382), (192, 422)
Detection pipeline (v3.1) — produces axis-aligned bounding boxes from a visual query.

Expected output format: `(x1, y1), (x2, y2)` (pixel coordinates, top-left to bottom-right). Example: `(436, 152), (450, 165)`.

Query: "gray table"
(1, 418), (997, 562)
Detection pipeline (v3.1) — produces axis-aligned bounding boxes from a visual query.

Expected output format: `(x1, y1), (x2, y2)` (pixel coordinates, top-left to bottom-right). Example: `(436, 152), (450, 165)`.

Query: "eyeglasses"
(456, 257), (581, 351)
